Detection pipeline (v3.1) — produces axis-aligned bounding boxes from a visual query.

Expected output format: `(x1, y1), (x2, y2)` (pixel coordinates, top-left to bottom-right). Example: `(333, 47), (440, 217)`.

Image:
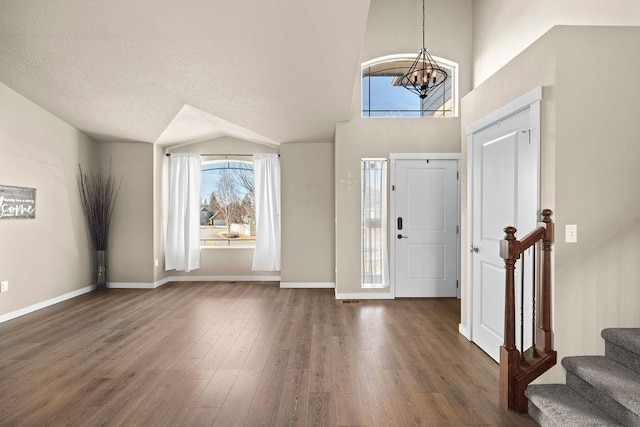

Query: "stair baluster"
(519, 252), (525, 364)
(531, 245), (537, 359)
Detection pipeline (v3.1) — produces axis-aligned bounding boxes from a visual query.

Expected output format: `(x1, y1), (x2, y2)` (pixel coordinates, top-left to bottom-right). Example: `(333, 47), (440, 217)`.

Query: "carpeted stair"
(525, 328), (640, 426)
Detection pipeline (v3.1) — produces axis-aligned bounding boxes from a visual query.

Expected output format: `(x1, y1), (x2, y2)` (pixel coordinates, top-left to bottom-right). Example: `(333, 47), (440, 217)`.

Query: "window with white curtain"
(361, 159), (389, 288)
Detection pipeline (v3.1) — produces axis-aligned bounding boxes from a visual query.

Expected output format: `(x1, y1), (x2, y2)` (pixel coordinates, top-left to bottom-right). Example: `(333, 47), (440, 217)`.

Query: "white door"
(470, 107), (538, 361)
(394, 159), (458, 297)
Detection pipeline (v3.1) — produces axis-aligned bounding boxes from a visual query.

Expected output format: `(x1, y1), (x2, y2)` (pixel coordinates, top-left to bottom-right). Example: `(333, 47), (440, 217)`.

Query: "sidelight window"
(361, 159), (389, 288)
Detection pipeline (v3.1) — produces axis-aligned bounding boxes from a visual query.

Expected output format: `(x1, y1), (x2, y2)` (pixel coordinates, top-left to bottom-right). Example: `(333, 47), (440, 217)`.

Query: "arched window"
(200, 160), (255, 247)
(362, 54), (458, 117)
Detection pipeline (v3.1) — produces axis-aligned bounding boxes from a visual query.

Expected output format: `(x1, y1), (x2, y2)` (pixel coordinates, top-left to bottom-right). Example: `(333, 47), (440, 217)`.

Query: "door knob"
(469, 245), (479, 253)
(397, 234), (408, 239)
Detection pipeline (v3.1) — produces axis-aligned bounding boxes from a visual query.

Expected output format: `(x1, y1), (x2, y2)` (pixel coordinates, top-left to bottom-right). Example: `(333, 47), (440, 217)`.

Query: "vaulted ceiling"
(0, 0), (371, 146)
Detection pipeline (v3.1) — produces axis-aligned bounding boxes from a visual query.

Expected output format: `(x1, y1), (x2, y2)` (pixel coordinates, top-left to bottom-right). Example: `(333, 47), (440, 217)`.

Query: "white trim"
(465, 87), (542, 349)
(335, 292), (394, 300)
(389, 158), (397, 299)
(456, 160), (461, 300)
(280, 282), (335, 289)
(109, 277), (173, 289)
(200, 245), (256, 250)
(465, 133), (474, 339)
(108, 282), (157, 289)
(165, 275), (281, 282)
(0, 285), (94, 324)
(109, 275), (281, 289)
(362, 54), (459, 74)
(389, 153), (461, 160)
(458, 323), (471, 340)
(465, 87), (542, 135)
(155, 277), (173, 288)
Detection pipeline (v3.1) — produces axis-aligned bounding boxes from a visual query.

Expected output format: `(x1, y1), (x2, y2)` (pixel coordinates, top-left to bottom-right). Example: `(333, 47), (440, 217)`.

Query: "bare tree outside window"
(201, 161), (255, 247)
(234, 167), (255, 233)
(234, 167), (254, 197)
(209, 170), (242, 236)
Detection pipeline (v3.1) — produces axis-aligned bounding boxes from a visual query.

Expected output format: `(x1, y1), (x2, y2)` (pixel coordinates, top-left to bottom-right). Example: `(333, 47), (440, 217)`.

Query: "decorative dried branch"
(77, 161), (122, 251)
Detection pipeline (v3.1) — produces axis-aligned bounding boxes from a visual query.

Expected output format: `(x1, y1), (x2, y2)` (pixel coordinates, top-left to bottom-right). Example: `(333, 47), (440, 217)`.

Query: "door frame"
(389, 153), (461, 299)
(463, 87), (542, 342)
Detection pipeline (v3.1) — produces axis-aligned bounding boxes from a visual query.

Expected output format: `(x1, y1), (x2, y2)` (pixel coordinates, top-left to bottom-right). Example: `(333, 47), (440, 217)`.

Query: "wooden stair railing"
(499, 209), (557, 413)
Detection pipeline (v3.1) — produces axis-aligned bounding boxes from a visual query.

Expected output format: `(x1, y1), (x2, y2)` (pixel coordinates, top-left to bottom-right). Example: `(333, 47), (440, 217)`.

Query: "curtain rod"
(165, 153), (279, 157)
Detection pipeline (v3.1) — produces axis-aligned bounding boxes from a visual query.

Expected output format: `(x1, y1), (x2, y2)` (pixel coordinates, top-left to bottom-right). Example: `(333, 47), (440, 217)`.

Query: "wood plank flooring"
(0, 282), (536, 426)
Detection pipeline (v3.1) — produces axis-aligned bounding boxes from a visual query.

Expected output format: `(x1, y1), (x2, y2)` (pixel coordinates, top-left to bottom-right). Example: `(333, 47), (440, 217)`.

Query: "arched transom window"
(362, 54), (458, 118)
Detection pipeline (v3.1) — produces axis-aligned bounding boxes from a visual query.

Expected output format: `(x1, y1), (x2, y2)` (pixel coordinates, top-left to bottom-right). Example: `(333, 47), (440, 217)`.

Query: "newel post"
(537, 209), (554, 353)
(500, 226), (519, 351)
(499, 226), (520, 410)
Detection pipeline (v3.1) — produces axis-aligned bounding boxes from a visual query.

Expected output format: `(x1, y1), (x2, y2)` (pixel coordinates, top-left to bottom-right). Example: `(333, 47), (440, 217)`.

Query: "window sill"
(200, 245), (255, 250)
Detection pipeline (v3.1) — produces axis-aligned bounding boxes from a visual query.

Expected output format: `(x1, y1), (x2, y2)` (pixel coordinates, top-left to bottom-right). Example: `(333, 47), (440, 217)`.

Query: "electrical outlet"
(565, 224), (577, 243)
(1, 281), (8, 292)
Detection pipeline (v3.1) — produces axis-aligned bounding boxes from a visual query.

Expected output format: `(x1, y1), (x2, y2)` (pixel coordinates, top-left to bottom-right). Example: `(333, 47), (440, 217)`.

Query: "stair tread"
(562, 356), (640, 415)
(602, 328), (640, 355)
(526, 384), (622, 426)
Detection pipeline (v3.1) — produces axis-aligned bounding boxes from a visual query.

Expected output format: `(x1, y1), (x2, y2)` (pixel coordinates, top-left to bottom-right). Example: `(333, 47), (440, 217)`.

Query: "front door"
(470, 107), (538, 361)
(393, 159), (458, 298)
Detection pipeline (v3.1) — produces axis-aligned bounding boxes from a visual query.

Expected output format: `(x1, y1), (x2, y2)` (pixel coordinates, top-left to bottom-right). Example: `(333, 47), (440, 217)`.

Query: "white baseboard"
(280, 282), (335, 289)
(166, 275), (281, 282)
(458, 323), (471, 340)
(334, 292), (394, 300)
(109, 282), (157, 289)
(154, 277), (173, 288)
(0, 285), (94, 324)
(108, 276), (281, 289)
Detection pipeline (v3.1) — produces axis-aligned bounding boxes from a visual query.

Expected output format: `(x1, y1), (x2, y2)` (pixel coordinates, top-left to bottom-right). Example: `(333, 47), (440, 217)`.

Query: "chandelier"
(398, 0), (448, 99)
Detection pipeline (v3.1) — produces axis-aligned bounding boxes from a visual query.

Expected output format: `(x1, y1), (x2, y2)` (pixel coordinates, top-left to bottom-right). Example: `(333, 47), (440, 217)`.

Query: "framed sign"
(0, 185), (36, 219)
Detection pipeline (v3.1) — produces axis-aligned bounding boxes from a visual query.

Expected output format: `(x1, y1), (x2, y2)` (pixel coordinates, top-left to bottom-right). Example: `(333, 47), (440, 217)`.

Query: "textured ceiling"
(0, 0), (371, 146)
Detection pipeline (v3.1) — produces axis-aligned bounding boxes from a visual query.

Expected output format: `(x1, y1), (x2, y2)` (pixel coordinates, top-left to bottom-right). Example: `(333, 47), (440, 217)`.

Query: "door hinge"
(456, 279), (459, 289)
(456, 225), (459, 234)
(392, 185), (395, 191)
(457, 171), (459, 180)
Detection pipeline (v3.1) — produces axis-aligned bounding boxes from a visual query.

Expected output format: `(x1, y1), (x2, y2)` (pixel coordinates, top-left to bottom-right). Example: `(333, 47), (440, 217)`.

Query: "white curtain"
(252, 153), (281, 271)
(166, 153), (201, 272)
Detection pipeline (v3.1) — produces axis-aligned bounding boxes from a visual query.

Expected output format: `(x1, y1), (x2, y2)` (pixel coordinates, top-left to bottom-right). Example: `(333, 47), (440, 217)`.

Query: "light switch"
(565, 224), (577, 243)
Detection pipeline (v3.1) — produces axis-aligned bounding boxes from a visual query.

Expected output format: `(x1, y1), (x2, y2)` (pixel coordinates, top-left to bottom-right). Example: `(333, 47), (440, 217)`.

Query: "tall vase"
(96, 250), (108, 290)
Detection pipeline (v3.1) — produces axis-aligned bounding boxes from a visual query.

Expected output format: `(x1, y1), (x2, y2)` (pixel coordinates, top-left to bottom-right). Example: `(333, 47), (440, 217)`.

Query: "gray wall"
(97, 141), (155, 284)
(461, 26), (640, 383)
(472, 0), (640, 86)
(0, 82), (96, 317)
(334, 0), (472, 297)
(552, 26), (640, 381)
(153, 144), (167, 283)
(280, 142), (335, 285)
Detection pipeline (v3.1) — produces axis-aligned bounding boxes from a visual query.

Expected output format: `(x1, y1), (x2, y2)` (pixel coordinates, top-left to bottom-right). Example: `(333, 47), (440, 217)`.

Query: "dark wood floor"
(0, 282), (536, 426)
